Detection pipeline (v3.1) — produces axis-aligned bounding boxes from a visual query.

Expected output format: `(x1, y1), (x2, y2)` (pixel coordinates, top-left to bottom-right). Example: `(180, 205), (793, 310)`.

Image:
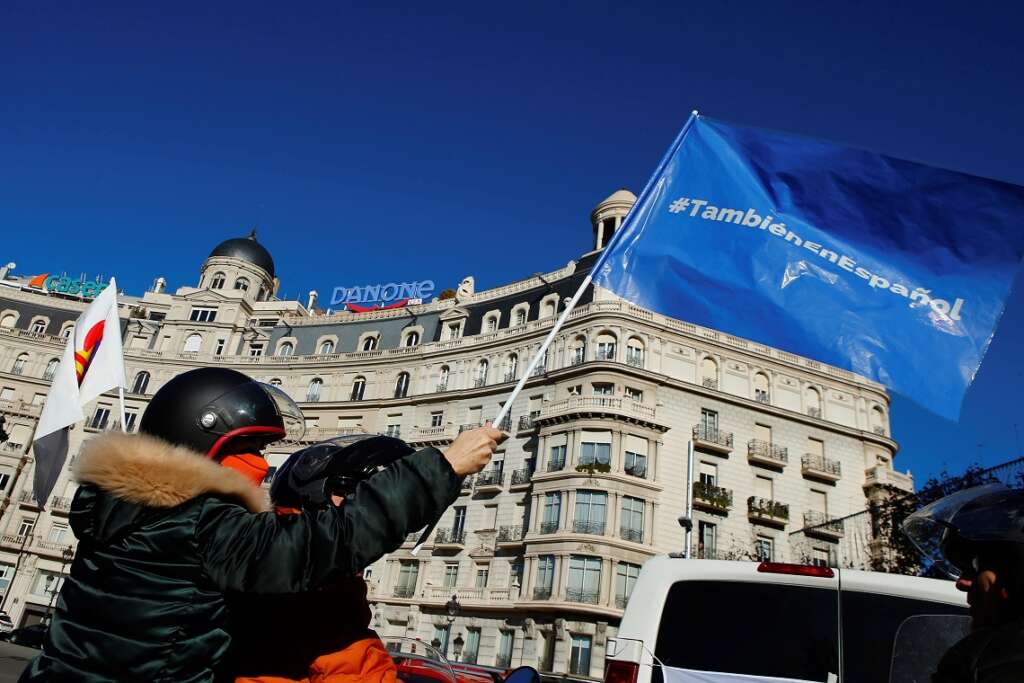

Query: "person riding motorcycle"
(903, 483), (1024, 683)
(227, 434), (418, 683)
(21, 367), (502, 682)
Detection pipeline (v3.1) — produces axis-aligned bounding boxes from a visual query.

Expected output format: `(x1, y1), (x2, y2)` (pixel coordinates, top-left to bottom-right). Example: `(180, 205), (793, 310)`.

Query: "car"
(3, 623), (49, 649)
(604, 557), (968, 683)
(0, 611), (14, 634)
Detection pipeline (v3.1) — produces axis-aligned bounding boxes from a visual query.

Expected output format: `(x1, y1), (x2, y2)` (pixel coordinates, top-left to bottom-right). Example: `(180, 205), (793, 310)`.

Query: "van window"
(841, 590), (967, 682)
(653, 581), (838, 681)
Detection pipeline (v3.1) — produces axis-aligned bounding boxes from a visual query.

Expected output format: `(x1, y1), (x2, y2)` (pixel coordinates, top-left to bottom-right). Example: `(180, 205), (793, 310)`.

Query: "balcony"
(625, 353), (644, 369)
(408, 425), (455, 446)
(474, 469), (504, 493)
(496, 525), (526, 547)
(0, 534), (29, 549)
(572, 520), (605, 536)
(50, 496), (73, 514)
(614, 595), (630, 609)
(532, 587), (553, 600)
(473, 377), (488, 388)
(620, 526), (643, 543)
(566, 589), (600, 605)
(755, 390), (771, 405)
(18, 491), (41, 508)
(460, 476), (474, 494)
(803, 511), (844, 540)
(425, 586), (518, 606)
(459, 422), (482, 434)
(539, 521), (559, 534)
(503, 372), (517, 384)
(530, 364), (546, 377)
(595, 348), (616, 361)
(801, 454), (842, 483)
(807, 407), (822, 418)
(393, 586), (417, 599)
(569, 353), (586, 367)
(509, 468), (532, 489)
(864, 465), (914, 492)
(497, 415), (512, 432)
(517, 414), (538, 432)
(747, 496), (790, 526)
(692, 424), (733, 454)
(433, 527), (466, 549)
(436, 382), (449, 392)
(693, 481), (733, 513)
(0, 442), (25, 455)
(534, 396), (666, 431)
(701, 377), (718, 390)
(872, 426), (887, 436)
(546, 457), (566, 472)
(747, 440), (788, 468)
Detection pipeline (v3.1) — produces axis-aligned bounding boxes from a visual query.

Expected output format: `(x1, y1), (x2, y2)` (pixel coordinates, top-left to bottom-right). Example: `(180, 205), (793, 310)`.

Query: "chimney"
(152, 277), (167, 294)
(307, 290), (318, 313)
(0, 262), (15, 281)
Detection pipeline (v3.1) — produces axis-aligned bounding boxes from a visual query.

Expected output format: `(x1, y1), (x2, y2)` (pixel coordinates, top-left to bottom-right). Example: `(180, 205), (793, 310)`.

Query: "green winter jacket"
(19, 432), (460, 682)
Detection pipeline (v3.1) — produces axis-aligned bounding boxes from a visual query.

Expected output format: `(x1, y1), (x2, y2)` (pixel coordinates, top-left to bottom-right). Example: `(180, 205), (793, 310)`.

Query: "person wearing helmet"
(903, 483), (1024, 683)
(21, 368), (503, 682)
(226, 434), (417, 683)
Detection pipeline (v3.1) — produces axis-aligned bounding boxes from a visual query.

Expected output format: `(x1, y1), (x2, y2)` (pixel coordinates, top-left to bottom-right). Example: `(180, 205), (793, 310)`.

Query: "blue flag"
(592, 113), (1024, 419)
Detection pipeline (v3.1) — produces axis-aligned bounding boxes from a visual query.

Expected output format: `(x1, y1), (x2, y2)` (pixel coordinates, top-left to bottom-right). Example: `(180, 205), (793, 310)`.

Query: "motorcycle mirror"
(504, 666), (541, 683)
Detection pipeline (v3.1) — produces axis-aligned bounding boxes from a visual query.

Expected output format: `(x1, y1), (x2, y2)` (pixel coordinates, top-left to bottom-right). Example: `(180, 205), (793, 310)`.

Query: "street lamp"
(452, 633), (465, 662)
(442, 594), (461, 658)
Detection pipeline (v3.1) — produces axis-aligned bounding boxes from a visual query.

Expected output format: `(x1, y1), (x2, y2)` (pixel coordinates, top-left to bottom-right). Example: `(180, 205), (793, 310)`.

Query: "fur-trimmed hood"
(74, 432), (269, 514)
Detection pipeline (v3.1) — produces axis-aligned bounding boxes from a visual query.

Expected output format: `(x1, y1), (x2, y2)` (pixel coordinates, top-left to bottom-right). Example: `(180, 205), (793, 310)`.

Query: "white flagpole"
(118, 386), (128, 433)
(491, 273), (593, 428)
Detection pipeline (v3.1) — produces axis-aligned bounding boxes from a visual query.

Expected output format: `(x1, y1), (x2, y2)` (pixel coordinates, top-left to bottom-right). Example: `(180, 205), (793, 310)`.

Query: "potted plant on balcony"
(575, 461), (611, 475)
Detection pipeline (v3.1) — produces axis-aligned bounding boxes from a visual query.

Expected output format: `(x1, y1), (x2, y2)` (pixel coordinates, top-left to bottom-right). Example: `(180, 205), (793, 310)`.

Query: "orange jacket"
(235, 636), (398, 683)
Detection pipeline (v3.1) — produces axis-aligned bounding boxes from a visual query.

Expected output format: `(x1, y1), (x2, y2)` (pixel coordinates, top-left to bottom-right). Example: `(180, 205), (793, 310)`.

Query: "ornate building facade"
(0, 191), (911, 677)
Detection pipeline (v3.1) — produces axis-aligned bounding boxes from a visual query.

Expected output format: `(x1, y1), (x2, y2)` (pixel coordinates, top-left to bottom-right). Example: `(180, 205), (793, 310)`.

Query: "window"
(248, 343), (265, 357)
(433, 625), (451, 657)
(438, 366), (450, 391)
(579, 442), (610, 466)
(626, 340), (645, 367)
(17, 518), (34, 538)
(536, 555), (555, 591)
(549, 444), (566, 470)
(30, 319), (46, 334)
(318, 340), (335, 355)
(570, 337), (587, 365)
(574, 491), (607, 533)
(592, 383), (614, 396)
(209, 272), (226, 289)
(504, 354), (518, 381)
(361, 336), (378, 351)
(430, 411), (444, 428)
(256, 286), (269, 302)
(350, 377), (366, 401)
(699, 461), (717, 487)
(698, 520), (717, 559)
(0, 473), (10, 491)
(754, 423), (772, 444)
(0, 314), (15, 328)
(0, 564), (13, 594)
(0, 387), (13, 401)
(474, 565), (490, 589)
(700, 408), (719, 435)
(463, 628), (481, 665)
(32, 393), (45, 405)
(567, 384), (582, 396)
(754, 372), (771, 403)
(395, 561), (419, 596)
(47, 523), (68, 544)
(446, 322), (461, 340)
(542, 300), (556, 319)
(269, 378), (282, 387)
(307, 378), (323, 402)
(701, 357), (718, 388)
(624, 450), (647, 478)
(452, 506), (467, 535)
(234, 277), (250, 292)
(755, 475), (774, 501)
(811, 547), (831, 567)
(43, 358), (59, 381)
(277, 342), (294, 357)
(189, 307), (218, 323)
(131, 371), (150, 394)
(394, 372), (410, 399)
(624, 386), (643, 402)
(808, 437), (825, 457)
(615, 562), (641, 607)
(90, 406), (111, 430)
(595, 334), (616, 361)
(124, 411), (138, 432)
(756, 537), (774, 562)
(806, 387), (822, 417)
(443, 563), (459, 588)
(11, 354), (28, 375)
(404, 331), (419, 347)
(654, 581), (838, 681)
(567, 556), (601, 603)
(620, 496), (645, 542)
(497, 631), (514, 668)
(485, 316), (498, 333)
(812, 490), (828, 515)
(541, 493), (561, 532)
(214, 339), (226, 355)
(514, 309), (527, 326)
(385, 424), (400, 438)
(32, 571), (64, 598)
(183, 334), (202, 353)
(61, 323), (74, 338)
(255, 318), (278, 328)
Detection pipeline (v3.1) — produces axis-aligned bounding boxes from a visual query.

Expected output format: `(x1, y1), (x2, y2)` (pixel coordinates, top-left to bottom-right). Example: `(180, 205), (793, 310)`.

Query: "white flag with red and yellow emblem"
(33, 278), (126, 505)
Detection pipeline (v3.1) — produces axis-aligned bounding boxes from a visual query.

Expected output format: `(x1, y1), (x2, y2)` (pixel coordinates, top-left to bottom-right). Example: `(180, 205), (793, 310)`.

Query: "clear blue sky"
(2, 2), (1022, 484)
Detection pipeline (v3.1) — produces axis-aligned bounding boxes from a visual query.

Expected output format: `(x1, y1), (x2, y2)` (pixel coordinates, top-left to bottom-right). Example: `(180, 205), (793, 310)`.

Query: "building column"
(555, 554), (569, 598)
(653, 439), (663, 483)
(523, 556), (534, 596)
(566, 429), (577, 467)
(608, 492), (620, 539)
(610, 429), (623, 472)
(647, 501), (657, 546)
(601, 557), (614, 606)
(530, 494), (540, 533)
(564, 490), (574, 530)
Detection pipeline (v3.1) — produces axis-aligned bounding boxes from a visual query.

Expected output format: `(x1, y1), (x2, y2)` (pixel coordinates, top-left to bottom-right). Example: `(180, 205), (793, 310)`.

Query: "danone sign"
(28, 273), (107, 299)
(330, 279), (435, 307)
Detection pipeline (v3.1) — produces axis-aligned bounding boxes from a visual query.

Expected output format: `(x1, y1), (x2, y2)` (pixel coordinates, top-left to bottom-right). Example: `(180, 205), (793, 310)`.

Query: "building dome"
(598, 188), (637, 206)
(208, 230), (275, 278)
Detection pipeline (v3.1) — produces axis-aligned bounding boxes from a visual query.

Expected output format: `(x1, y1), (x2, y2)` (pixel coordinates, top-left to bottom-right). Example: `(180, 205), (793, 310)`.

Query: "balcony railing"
(748, 439), (789, 466)
(701, 377), (718, 390)
(566, 589), (600, 604)
(497, 415), (512, 432)
(873, 426), (887, 436)
(693, 481), (733, 512)
(517, 414), (537, 431)
(801, 454), (842, 481)
(532, 587), (552, 600)
(459, 422), (482, 433)
(625, 353), (644, 368)
(510, 468), (532, 487)
(393, 586), (417, 599)
(434, 528), (466, 546)
(807, 406), (822, 418)
(569, 353), (586, 367)
(754, 390), (770, 404)
(547, 458), (566, 472)
(803, 510), (844, 537)
(436, 382), (449, 392)
(536, 396), (658, 424)
(475, 469), (504, 489)
(473, 377), (487, 388)
(50, 496), (73, 513)
(530, 364), (545, 377)
(460, 477), (474, 492)
(595, 348), (616, 361)
(620, 526), (643, 543)
(692, 424), (734, 451)
(503, 372), (517, 383)
(614, 595), (630, 609)
(497, 525), (525, 544)
(572, 520), (605, 536)
(539, 521), (559, 534)
(747, 496), (790, 524)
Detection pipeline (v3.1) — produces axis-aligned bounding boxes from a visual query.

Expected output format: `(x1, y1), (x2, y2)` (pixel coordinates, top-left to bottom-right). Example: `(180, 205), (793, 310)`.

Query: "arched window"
(595, 332), (617, 361)
(269, 378), (282, 387)
(131, 371), (151, 395)
(183, 334), (203, 353)
(542, 300), (556, 319)
(475, 360), (489, 387)
(60, 323), (74, 339)
(307, 378), (323, 402)
(626, 338), (645, 368)
(0, 314), (15, 328)
(30, 319), (47, 334)
(570, 336), (587, 366)
(350, 376), (366, 401)
(514, 308), (527, 326)
(257, 285), (269, 301)
(700, 357), (718, 389)
(362, 336), (378, 352)
(806, 387), (822, 417)
(404, 331), (420, 347)
(754, 373), (771, 404)
(210, 272), (226, 289)
(394, 372), (410, 399)
(505, 354), (518, 382)
(438, 365), (450, 391)
(277, 341), (295, 357)
(234, 277), (250, 292)
(484, 315), (499, 333)
(318, 340), (335, 355)
(871, 406), (887, 435)
(11, 354), (28, 375)
(43, 358), (59, 381)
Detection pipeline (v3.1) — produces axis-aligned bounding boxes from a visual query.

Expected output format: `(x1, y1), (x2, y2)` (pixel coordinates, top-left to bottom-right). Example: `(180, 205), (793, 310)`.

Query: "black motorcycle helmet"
(139, 367), (304, 459)
(270, 434), (414, 509)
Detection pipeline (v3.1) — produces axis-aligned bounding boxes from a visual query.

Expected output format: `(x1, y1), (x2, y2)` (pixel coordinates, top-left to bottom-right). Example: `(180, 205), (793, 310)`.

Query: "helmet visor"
(202, 380), (306, 446)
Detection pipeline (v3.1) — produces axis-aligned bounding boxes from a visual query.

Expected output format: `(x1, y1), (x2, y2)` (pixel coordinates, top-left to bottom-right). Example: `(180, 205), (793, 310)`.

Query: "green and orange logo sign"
(28, 273), (105, 299)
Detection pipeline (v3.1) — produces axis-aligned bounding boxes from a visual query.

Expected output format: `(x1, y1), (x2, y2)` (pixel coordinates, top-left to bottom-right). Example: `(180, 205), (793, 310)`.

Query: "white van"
(604, 558), (968, 683)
